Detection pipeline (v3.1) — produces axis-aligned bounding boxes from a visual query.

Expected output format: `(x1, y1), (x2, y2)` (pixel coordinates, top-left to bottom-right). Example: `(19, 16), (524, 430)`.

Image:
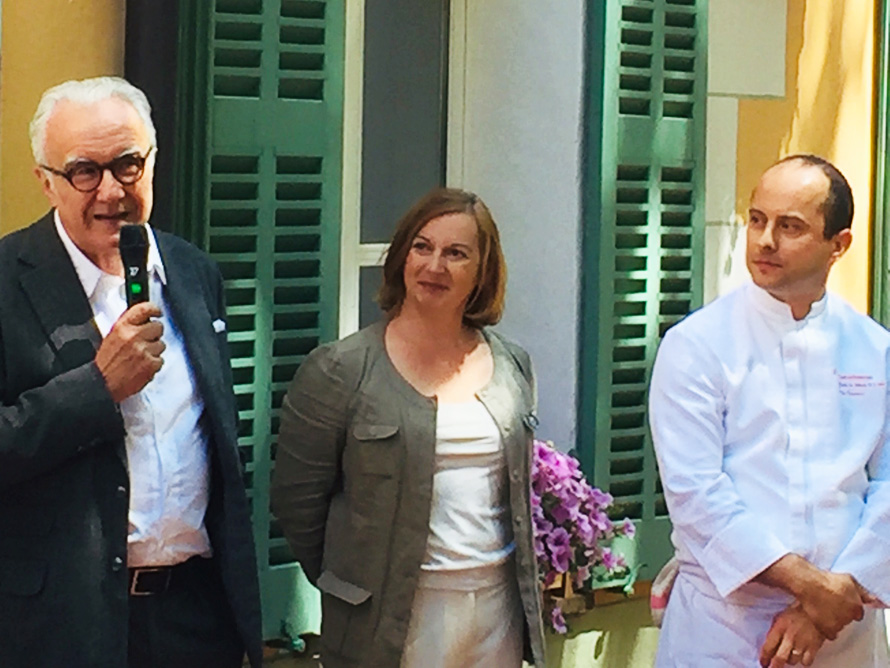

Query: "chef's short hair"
(775, 154), (853, 238)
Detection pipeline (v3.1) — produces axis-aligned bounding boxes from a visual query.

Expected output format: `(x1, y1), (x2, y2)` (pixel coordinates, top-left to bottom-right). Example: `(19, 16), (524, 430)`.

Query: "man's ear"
(34, 166), (55, 201)
(830, 228), (853, 262)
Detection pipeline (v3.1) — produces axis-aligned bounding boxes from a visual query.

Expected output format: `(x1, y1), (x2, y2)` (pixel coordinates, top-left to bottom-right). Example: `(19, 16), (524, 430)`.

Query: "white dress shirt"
(55, 214), (212, 567)
(650, 282), (890, 665)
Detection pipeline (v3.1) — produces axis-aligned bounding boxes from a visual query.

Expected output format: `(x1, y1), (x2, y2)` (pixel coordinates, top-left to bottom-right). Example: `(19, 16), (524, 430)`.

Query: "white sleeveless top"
(422, 400), (515, 572)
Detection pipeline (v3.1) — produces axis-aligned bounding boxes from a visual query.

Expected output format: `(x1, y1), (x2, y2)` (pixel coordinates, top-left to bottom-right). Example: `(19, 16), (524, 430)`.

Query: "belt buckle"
(129, 567), (172, 596)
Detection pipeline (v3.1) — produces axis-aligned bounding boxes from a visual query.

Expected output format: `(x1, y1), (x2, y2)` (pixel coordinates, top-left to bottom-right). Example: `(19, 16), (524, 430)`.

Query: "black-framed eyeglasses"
(40, 147), (155, 193)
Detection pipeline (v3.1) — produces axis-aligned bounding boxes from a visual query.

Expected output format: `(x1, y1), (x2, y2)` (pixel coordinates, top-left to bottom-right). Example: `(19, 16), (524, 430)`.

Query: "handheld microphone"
(119, 224), (149, 308)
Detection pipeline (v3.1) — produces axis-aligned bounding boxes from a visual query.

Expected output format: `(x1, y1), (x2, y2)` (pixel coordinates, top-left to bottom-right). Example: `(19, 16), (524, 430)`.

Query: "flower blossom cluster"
(532, 440), (635, 633)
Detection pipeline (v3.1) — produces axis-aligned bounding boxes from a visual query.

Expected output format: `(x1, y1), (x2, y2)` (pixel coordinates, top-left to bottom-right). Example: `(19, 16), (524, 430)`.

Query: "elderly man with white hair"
(0, 77), (262, 668)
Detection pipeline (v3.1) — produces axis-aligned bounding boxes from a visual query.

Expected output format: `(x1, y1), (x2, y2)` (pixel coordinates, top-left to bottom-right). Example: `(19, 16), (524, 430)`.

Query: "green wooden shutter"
(580, 0), (707, 580)
(174, 0), (344, 637)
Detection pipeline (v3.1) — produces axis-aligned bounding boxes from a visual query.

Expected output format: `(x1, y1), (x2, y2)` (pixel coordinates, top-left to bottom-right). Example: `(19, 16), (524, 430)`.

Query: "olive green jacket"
(271, 322), (546, 667)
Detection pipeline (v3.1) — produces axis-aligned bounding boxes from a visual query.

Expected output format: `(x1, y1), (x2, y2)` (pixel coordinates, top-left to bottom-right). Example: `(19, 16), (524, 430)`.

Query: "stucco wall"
(453, 0), (585, 451)
(0, 0), (125, 235)
(704, 0), (787, 303)
(735, 0), (875, 311)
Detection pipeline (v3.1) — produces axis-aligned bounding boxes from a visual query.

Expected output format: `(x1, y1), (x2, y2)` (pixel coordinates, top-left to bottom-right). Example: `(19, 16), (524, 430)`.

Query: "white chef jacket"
(649, 282), (890, 666)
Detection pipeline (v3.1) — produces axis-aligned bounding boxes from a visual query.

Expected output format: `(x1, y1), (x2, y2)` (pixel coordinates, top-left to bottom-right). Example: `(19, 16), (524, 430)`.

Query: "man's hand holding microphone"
(95, 223), (164, 403)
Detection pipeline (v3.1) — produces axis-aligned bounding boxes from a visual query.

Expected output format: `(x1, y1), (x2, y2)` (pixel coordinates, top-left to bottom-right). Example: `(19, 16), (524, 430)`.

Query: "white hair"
(29, 76), (157, 164)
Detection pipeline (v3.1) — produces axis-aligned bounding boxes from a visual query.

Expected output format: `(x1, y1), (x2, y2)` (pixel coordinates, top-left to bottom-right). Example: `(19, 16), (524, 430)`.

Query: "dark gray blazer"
(0, 212), (262, 668)
(271, 322), (546, 667)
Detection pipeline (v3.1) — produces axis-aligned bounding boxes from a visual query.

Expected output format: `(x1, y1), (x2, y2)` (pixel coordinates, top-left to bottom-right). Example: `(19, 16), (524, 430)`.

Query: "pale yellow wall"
(736, 0), (876, 312)
(540, 598), (658, 668)
(0, 0), (126, 236)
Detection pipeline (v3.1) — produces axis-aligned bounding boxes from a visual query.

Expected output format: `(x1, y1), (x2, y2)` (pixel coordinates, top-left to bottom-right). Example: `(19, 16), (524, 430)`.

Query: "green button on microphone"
(119, 224), (149, 307)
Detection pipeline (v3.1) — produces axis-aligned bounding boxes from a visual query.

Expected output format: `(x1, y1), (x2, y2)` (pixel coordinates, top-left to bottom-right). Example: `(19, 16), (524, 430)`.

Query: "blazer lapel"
(18, 213), (126, 468)
(156, 236), (226, 441)
(18, 213), (102, 368)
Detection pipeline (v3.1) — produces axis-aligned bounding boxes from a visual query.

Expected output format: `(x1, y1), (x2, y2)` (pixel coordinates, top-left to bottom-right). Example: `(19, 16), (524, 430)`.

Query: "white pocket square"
(212, 319), (227, 333)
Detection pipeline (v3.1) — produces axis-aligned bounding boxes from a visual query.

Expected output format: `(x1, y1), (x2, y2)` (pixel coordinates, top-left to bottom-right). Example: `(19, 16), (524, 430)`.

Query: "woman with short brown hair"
(271, 187), (546, 668)
(378, 188), (506, 327)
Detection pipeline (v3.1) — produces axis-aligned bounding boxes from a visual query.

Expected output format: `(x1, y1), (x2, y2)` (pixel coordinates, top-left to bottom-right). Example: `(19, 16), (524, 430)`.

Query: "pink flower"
(532, 473), (549, 497)
(550, 606), (568, 634)
(550, 498), (580, 524)
(590, 509), (611, 532)
(574, 514), (596, 547)
(532, 438), (635, 627)
(601, 548), (619, 571)
(546, 527), (572, 573)
(589, 487), (613, 507)
(621, 518), (636, 538)
(534, 515), (554, 535)
(536, 442), (576, 480)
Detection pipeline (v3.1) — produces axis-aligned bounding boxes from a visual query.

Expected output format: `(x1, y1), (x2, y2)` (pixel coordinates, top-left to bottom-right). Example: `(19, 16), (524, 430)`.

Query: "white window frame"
(339, 0), (468, 337)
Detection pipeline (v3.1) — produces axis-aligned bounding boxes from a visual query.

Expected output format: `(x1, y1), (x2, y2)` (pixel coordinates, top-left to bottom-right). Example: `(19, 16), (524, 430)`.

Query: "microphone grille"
(119, 223), (148, 249)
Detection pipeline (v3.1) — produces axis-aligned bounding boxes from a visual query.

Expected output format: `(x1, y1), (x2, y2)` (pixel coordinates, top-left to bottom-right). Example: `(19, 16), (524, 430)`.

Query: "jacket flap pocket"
(317, 570), (371, 605)
(0, 557), (46, 596)
(352, 423), (399, 441)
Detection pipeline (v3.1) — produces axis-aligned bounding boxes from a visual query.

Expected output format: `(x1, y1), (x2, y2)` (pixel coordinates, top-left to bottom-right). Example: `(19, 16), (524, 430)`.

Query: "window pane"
(360, 0), (448, 243)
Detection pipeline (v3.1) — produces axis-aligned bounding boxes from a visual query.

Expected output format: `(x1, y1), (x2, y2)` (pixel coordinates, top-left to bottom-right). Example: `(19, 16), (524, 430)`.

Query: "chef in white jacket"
(650, 155), (890, 667)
